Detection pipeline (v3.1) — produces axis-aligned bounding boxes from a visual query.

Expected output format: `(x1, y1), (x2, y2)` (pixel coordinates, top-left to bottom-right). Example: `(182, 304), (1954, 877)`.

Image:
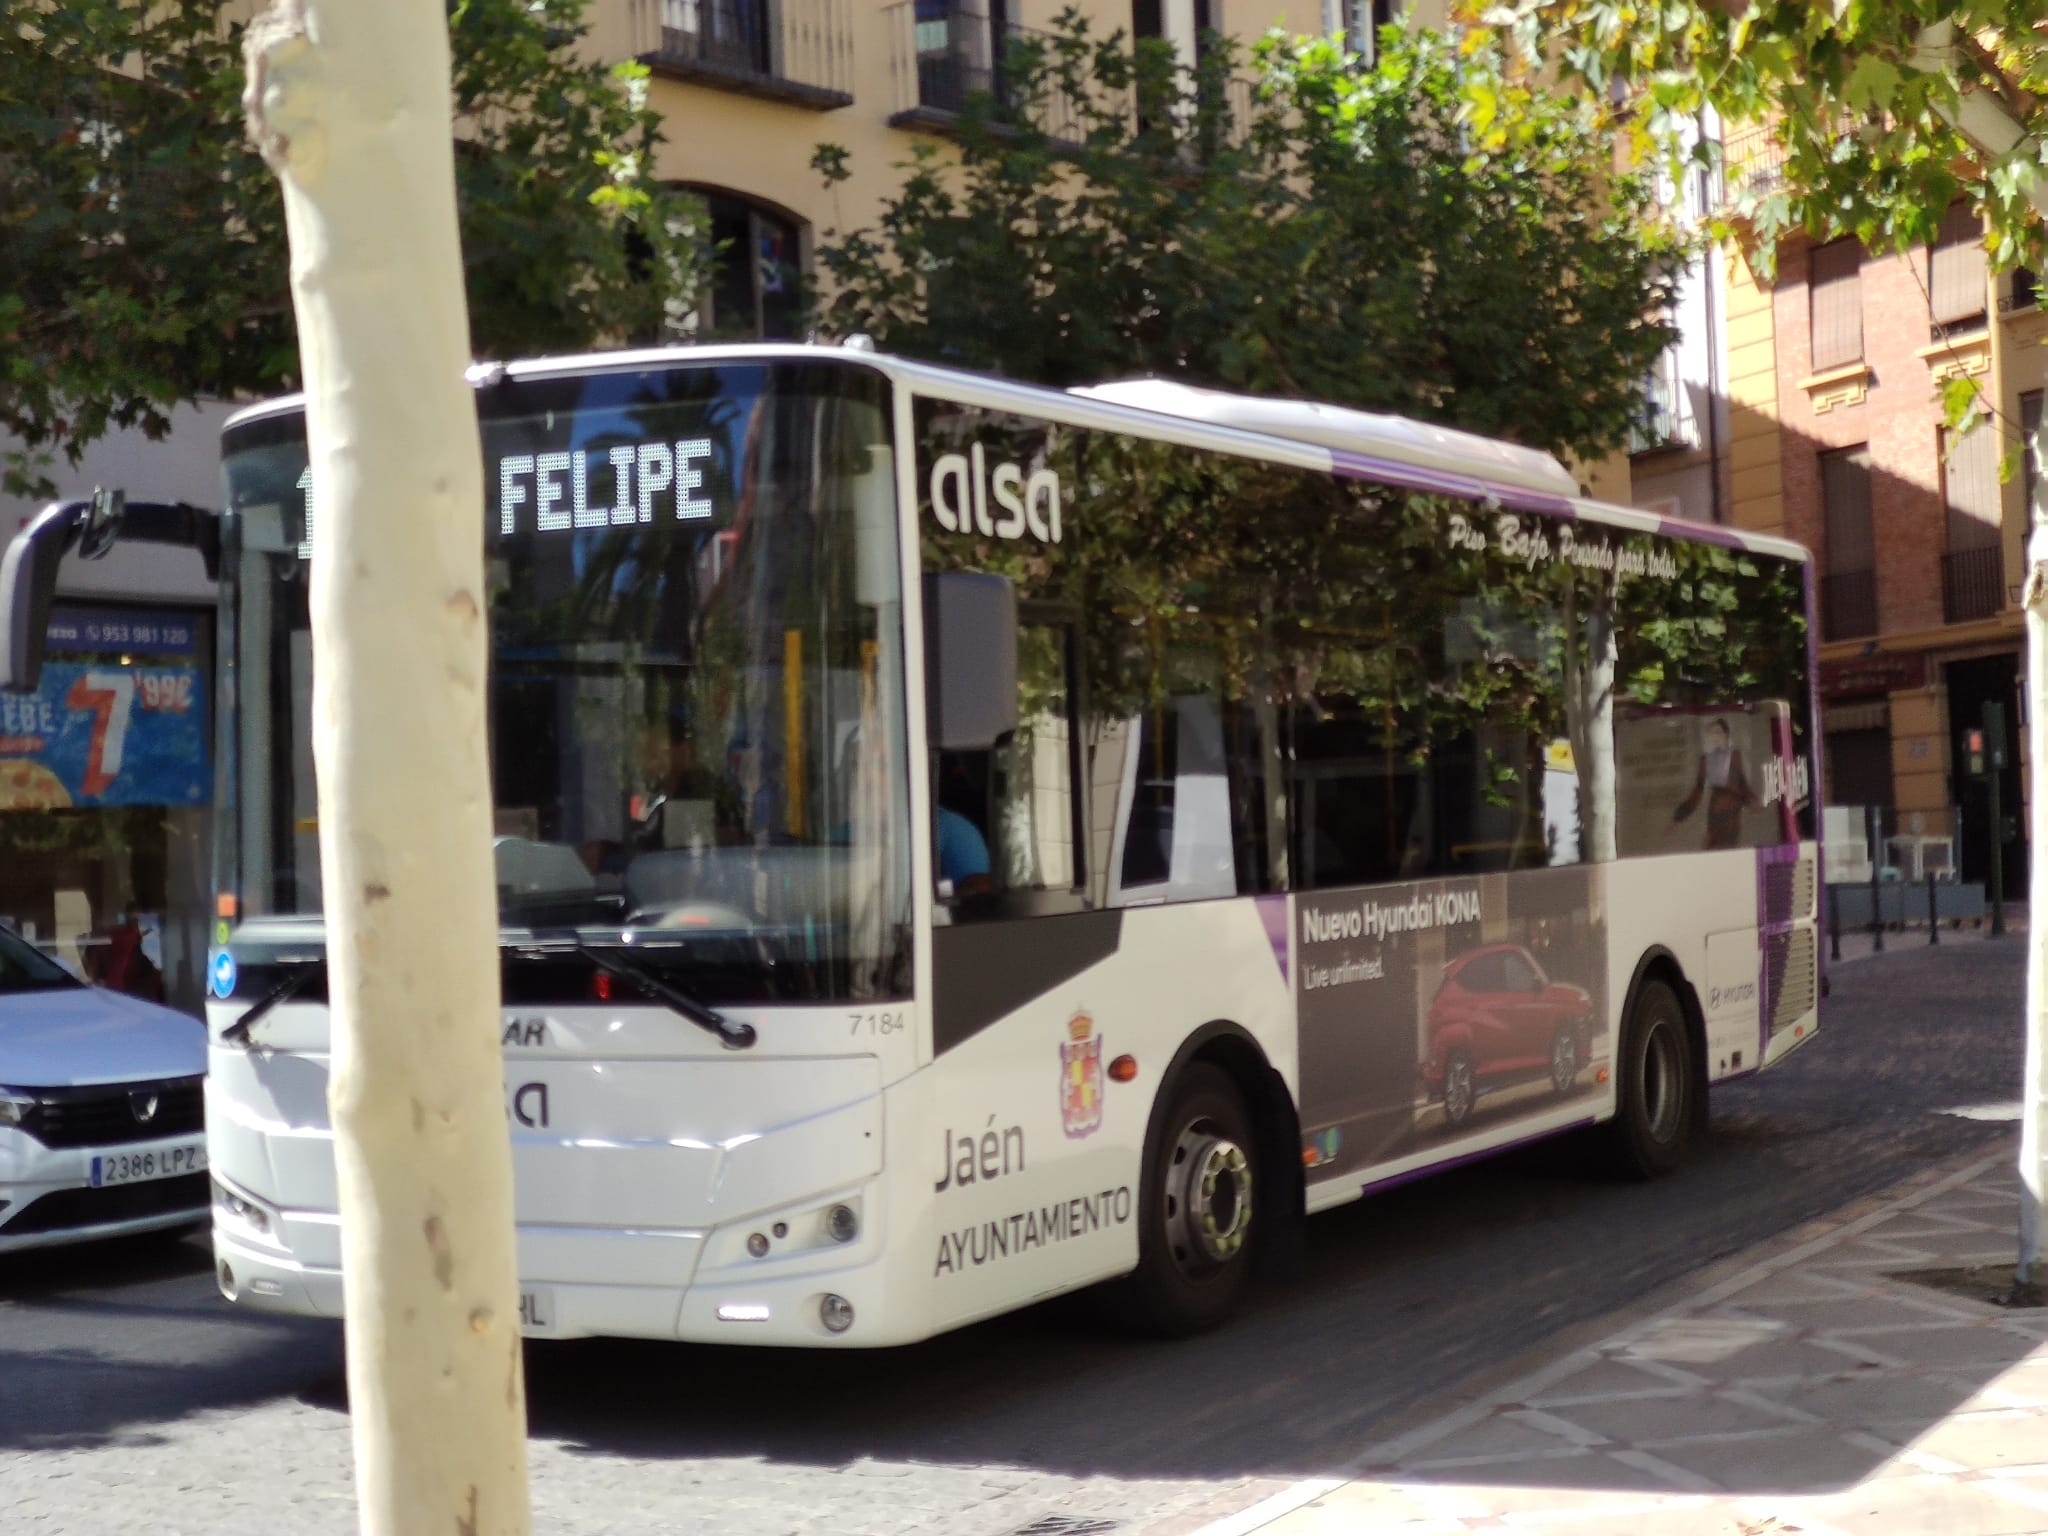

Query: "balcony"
(1627, 367), (1700, 457)
(884, 0), (1251, 150)
(1821, 569), (1877, 641)
(1942, 544), (2006, 624)
(632, 0), (852, 110)
(1720, 123), (1786, 206)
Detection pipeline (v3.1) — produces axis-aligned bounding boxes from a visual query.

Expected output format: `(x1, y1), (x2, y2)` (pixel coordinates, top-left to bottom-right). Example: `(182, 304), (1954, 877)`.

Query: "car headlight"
(0, 1090), (34, 1128)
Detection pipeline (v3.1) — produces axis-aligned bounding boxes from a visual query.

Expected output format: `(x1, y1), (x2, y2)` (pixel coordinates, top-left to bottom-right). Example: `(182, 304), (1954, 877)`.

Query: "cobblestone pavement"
(0, 939), (2030, 1535)
(1193, 1141), (2048, 1536)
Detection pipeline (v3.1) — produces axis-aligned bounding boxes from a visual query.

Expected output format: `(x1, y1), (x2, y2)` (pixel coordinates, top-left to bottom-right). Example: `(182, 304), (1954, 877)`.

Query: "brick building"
(1712, 135), (2037, 893)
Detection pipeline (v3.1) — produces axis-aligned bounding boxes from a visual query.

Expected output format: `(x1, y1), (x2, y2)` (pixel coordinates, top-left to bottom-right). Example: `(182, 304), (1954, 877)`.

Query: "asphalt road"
(0, 937), (2028, 1533)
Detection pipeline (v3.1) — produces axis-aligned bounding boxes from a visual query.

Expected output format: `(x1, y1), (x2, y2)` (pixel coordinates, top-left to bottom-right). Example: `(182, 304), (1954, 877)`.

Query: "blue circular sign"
(209, 949), (238, 1000)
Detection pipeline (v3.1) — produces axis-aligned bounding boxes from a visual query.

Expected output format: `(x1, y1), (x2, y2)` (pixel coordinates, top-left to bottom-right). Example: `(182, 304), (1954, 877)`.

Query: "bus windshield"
(217, 360), (912, 1003)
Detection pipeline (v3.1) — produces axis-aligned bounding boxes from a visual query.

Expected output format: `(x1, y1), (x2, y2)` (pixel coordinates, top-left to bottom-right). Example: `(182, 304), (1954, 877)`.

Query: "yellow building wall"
(1722, 243), (1784, 538)
(590, 0), (1328, 260)
(1889, 685), (1951, 821)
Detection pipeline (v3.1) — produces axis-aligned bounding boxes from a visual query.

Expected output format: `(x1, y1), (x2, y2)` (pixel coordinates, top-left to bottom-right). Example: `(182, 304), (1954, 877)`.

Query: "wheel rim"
(1551, 1031), (1577, 1091)
(1444, 1056), (1473, 1123)
(1164, 1123), (1253, 1274)
(1639, 1012), (1684, 1143)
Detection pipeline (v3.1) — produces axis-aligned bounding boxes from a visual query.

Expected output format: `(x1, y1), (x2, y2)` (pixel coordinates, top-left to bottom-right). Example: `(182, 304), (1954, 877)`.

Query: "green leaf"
(1843, 55), (1899, 110)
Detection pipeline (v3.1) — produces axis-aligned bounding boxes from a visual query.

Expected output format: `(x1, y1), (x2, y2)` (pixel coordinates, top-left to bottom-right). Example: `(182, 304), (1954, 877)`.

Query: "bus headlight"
(820, 1294), (854, 1334)
(826, 1204), (859, 1244)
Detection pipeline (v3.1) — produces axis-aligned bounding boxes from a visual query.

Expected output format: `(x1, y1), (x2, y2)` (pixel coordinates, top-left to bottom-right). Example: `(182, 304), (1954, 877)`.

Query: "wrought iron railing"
(631, 0), (853, 109)
(884, 1), (1252, 149)
(1821, 569), (1878, 641)
(1720, 122), (1785, 206)
(1627, 365), (1699, 455)
(1942, 544), (2005, 624)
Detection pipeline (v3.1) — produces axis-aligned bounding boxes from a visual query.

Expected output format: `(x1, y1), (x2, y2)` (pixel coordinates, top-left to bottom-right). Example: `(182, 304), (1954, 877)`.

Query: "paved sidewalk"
(1825, 908), (2027, 966)
(1190, 1141), (2048, 1536)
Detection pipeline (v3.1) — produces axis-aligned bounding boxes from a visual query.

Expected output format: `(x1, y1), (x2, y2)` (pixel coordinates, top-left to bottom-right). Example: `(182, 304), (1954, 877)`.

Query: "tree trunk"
(243, 4), (532, 1532)
(2022, 501), (2048, 1296)
(1562, 576), (1619, 865)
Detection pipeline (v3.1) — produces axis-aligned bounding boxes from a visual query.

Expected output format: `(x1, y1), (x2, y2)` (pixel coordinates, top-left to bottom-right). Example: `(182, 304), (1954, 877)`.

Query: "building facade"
(1, 407), (230, 1012)
(580, 0), (1341, 338)
(1706, 125), (2036, 896)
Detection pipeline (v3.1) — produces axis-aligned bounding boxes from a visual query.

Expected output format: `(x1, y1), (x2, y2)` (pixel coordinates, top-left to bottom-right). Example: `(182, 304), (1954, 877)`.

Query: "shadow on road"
(0, 941), (2027, 1505)
(0, 1228), (341, 1450)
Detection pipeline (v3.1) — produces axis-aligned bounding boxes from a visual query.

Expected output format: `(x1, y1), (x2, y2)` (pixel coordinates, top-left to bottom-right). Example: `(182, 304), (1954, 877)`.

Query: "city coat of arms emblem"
(1061, 1011), (1103, 1139)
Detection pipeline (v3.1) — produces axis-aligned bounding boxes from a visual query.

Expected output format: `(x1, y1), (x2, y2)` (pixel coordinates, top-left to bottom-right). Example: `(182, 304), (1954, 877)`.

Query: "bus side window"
(938, 617), (1088, 920)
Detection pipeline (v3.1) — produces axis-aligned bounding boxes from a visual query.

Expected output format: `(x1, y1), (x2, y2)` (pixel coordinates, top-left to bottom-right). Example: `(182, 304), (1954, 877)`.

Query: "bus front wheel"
(1604, 976), (1698, 1179)
(1119, 1061), (1259, 1337)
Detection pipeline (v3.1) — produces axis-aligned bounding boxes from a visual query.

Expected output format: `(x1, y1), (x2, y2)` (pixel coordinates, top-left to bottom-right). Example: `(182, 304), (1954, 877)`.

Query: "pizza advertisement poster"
(0, 662), (208, 810)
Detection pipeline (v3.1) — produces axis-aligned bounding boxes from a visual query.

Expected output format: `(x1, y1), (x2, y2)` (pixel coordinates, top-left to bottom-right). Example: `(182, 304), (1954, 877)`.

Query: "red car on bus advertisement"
(1422, 943), (1595, 1128)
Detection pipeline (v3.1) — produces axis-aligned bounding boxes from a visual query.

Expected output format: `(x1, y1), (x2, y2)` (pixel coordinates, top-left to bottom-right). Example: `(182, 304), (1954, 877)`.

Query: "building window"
(1810, 239), (1864, 372)
(1628, 342), (1698, 455)
(696, 189), (804, 340)
(1132, 0), (1221, 56)
(1819, 445), (1876, 639)
(1942, 423), (2004, 624)
(1929, 202), (1988, 336)
(1349, 0), (1401, 61)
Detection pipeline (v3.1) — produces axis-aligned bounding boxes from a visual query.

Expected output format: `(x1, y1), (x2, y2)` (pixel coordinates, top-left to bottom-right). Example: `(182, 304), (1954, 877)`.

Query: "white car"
(0, 923), (209, 1252)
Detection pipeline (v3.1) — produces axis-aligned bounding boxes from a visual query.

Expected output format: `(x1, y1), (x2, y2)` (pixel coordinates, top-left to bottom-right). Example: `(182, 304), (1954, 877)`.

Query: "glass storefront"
(0, 603), (213, 1013)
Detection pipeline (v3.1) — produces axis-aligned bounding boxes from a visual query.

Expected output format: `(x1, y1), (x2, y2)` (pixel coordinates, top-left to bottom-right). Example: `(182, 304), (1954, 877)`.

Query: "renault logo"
(130, 1091), (160, 1124)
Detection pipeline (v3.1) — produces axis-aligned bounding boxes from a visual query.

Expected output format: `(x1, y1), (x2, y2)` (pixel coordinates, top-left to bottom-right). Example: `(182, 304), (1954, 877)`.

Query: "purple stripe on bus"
(1324, 444), (1830, 565)
(1658, 516), (1752, 551)
(1323, 447), (1795, 553)
(1256, 894), (1290, 986)
(1325, 447), (1581, 519)
(1346, 1115), (1601, 1199)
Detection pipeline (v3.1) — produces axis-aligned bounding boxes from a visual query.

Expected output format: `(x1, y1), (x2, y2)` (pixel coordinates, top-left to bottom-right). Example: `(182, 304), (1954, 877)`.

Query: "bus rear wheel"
(1604, 976), (1698, 1179)
(1119, 1061), (1259, 1337)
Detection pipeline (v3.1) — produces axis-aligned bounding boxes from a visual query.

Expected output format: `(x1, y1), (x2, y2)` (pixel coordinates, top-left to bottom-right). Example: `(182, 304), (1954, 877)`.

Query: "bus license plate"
(519, 1288), (556, 1337)
(91, 1141), (207, 1188)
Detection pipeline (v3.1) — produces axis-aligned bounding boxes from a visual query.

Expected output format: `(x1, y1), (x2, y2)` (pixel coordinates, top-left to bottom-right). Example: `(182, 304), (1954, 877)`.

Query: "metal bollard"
(1867, 806), (1884, 954)
(1928, 870), (1938, 946)
(1829, 882), (1841, 962)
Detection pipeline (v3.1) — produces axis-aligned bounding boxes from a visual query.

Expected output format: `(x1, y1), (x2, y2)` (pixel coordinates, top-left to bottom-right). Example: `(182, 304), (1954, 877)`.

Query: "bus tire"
(1119, 1061), (1259, 1337)
(1604, 977), (1697, 1180)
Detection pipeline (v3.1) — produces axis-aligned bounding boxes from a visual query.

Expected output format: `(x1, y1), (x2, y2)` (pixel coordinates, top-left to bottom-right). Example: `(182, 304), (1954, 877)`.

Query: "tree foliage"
(812, 17), (1686, 463)
(0, 0), (707, 496)
(1471, 1), (2048, 273)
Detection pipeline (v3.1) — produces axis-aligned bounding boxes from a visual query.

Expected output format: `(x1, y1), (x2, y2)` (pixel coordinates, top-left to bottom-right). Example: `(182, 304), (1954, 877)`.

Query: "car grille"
(3, 1172), (209, 1236)
(15, 1076), (205, 1148)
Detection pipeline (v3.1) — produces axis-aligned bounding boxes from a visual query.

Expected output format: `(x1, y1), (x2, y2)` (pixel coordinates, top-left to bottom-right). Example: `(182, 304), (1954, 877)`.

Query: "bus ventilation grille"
(1763, 856), (1816, 926)
(1767, 927), (1817, 1036)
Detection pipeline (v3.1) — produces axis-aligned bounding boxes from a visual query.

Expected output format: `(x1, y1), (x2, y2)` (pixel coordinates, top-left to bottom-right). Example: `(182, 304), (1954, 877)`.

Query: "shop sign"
(0, 661), (207, 810)
(1819, 652), (1927, 700)
(44, 606), (200, 658)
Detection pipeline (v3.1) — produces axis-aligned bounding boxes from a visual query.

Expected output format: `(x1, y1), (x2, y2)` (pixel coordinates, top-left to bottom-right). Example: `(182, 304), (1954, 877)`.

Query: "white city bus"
(0, 344), (1822, 1345)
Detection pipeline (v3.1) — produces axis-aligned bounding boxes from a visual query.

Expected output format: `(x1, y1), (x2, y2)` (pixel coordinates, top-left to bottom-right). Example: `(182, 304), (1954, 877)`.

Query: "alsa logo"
(1760, 752), (1811, 811)
(929, 446), (1063, 544)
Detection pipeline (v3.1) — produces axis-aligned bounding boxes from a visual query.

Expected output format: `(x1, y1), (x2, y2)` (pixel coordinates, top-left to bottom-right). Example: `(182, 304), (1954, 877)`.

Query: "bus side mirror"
(0, 492), (111, 693)
(923, 572), (1018, 752)
(0, 489), (219, 692)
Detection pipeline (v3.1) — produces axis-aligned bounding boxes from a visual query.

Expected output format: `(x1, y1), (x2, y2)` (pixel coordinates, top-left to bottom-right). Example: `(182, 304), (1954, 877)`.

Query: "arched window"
(693, 188), (806, 340)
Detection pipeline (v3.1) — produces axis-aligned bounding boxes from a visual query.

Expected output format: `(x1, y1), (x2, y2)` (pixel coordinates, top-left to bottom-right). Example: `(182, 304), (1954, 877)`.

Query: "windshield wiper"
(519, 934), (756, 1051)
(221, 962), (322, 1049)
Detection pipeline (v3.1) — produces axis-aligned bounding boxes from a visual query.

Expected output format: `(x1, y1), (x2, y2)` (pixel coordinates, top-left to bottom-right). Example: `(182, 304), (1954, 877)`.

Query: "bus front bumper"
(211, 1178), (918, 1347)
